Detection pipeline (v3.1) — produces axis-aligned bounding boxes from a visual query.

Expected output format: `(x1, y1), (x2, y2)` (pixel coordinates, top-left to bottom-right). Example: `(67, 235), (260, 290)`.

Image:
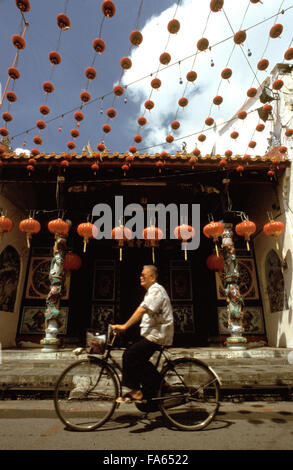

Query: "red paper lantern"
(48, 218), (70, 237)
(174, 224), (195, 260)
(144, 100), (154, 110)
(225, 150), (232, 158)
(213, 95), (223, 106)
(236, 165), (244, 176)
(262, 104), (272, 114)
(256, 123), (265, 132)
(198, 134), (206, 142)
(91, 162), (100, 175)
(70, 129), (80, 138)
(238, 111), (247, 120)
(107, 107), (117, 119)
(102, 124), (111, 134)
(203, 221), (224, 256)
(6, 91), (17, 102)
(166, 135), (174, 143)
(273, 79), (284, 90)
(257, 59), (269, 71)
(80, 91), (91, 102)
(8, 67), (20, 80)
(221, 68), (232, 80)
(49, 51), (61, 65)
(19, 217), (41, 248)
(129, 30), (143, 46)
(113, 85), (124, 96)
(270, 23), (283, 38)
(36, 120), (46, 130)
(120, 57), (132, 69)
(97, 142), (105, 152)
(234, 30), (246, 44)
(267, 169), (275, 179)
(235, 219), (256, 251)
(151, 78), (161, 89)
(77, 222), (95, 252)
(206, 253), (224, 271)
(168, 19), (180, 34)
(263, 220), (284, 250)
(159, 52), (171, 65)
(42, 81), (54, 93)
(121, 163), (129, 175)
(12, 34), (26, 50)
(2, 112), (12, 122)
(248, 141), (256, 148)
(15, 0), (31, 12)
(0, 215), (13, 239)
(231, 131), (239, 139)
(279, 146), (287, 154)
(178, 97), (188, 108)
(284, 48), (293, 61)
(85, 67), (97, 80)
(111, 225), (132, 261)
(74, 111), (84, 122)
(171, 120), (180, 130)
(57, 13), (71, 29)
(186, 71), (197, 82)
(134, 134), (142, 144)
(67, 141), (76, 150)
(189, 157), (197, 168)
(137, 116), (147, 126)
(247, 87), (257, 98)
(143, 226), (163, 263)
(33, 136), (42, 145)
(205, 117), (214, 126)
(64, 252), (82, 271)
(285, 129), (293, 137)
(40, 105), (50, 115)
(0, 128), (9, 137)
(210, 0), (224, 12)
(129, 145), (137, 154)
(93, 38), (106, 54)
(102, 1), (116, 17)
(197, 38), (209, 51)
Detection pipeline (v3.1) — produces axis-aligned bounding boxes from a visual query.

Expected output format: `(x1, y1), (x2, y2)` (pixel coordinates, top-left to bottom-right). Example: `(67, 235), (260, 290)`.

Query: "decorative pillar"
(221, 223), (247, 350)
(40, 234), (67, 352)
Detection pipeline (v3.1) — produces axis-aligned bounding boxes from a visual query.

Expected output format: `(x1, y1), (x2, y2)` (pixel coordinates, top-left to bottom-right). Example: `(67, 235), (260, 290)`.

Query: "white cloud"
(14, 147), (31, 156)
(121, 0), (293, 154)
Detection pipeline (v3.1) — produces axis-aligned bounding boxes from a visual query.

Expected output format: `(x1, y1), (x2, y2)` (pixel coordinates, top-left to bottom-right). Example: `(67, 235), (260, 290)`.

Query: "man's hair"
(143, 265), (158, 280)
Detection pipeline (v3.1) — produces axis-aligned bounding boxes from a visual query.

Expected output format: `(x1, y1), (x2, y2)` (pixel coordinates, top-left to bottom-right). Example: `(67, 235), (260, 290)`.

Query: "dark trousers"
(122, 336), (162, 398)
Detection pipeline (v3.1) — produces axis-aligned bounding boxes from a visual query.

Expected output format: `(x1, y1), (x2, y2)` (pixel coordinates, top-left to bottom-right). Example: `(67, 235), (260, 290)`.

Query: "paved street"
(0, 399), (292, 452)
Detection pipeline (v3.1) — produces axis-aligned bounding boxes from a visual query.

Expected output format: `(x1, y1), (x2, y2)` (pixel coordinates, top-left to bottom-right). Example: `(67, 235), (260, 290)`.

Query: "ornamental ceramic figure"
(221, 224), (247, 349)
(40, 235), (67, 351)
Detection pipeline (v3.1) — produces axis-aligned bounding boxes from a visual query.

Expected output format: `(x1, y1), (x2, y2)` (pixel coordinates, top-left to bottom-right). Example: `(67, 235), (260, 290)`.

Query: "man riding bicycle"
(111, 265), (174, 403)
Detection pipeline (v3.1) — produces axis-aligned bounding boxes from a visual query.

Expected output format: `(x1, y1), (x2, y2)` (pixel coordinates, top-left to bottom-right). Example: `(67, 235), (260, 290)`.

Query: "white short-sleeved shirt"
(139, 282), (174, 346)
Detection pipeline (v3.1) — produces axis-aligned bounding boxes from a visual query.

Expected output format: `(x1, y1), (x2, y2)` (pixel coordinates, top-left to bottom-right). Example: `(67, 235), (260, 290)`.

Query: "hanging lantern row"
(203, 217), (285, 253)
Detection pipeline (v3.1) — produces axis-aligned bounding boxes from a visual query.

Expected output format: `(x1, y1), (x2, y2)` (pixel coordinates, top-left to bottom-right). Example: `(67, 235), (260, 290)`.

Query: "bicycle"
(54, 325), (221, 432)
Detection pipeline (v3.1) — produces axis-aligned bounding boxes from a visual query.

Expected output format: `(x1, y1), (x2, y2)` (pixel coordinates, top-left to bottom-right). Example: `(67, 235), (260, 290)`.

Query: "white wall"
(0, 194), (29, 348)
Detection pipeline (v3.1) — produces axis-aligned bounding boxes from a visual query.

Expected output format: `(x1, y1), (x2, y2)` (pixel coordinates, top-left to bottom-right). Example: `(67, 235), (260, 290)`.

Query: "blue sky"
(0, 0), (292, 156)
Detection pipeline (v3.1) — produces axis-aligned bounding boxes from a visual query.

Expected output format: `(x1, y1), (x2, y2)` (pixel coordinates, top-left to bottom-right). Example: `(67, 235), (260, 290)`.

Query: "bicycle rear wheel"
(54, 357), (118, 431)
(158, 357), (220, 431)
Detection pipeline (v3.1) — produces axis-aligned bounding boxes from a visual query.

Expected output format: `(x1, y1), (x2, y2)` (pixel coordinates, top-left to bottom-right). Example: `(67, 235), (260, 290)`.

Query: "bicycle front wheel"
(54, 357), (118, 431)
(158, 357), (220, 431)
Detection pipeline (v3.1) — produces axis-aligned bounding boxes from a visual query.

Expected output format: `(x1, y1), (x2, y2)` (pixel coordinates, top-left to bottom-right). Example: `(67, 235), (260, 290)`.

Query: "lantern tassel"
(246, 239), (250, 251)
(83, 239), (87, 253)
(275, 238), (279, 250)
(120, 247), (122, 261)
(215, 243), (219, 257)
(152, 246), (155, 264)
(26, 234), (31, 248)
